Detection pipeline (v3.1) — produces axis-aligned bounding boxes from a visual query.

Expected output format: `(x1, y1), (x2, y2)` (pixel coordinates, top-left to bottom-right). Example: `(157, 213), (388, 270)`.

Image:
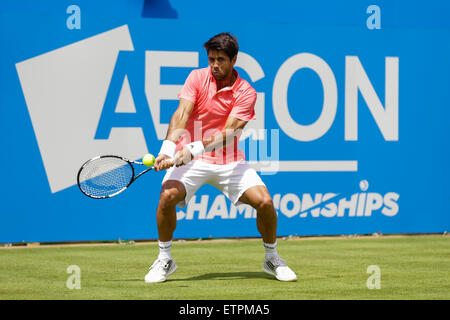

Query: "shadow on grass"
(170, 272), (274, 282)
(106, 272), (274, 283)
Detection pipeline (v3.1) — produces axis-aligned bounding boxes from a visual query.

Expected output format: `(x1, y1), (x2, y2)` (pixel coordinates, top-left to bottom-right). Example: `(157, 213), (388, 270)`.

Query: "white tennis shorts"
(162, 160), (266, 208)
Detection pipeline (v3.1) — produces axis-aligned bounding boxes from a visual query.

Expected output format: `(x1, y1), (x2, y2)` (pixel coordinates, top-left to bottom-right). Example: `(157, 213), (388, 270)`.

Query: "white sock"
(263, 241), (278, 259)
(158, 240), (172, 260)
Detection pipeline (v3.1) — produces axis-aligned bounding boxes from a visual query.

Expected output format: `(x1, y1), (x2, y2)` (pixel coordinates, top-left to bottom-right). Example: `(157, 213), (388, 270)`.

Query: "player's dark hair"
(203, 32), (239, 60)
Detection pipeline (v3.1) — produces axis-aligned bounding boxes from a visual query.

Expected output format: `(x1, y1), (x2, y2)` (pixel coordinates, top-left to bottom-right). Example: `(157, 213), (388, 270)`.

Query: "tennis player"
(145, 33), (297, 283)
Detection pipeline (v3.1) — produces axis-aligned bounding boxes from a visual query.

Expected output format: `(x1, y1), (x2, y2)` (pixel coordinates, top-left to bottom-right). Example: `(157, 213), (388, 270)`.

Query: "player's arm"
(204, 116), (247, 152)
(165, 98), (194, 142)
(154, 98), (194, 171)
(173, 115), (248, 167)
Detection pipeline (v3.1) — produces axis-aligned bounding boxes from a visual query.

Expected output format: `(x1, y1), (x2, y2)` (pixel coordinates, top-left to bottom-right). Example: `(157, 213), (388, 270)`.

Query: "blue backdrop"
(1, 0), (449, 243)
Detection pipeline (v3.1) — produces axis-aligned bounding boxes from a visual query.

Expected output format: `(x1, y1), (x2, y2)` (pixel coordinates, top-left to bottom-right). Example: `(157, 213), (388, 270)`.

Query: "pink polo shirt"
(177, 67), (257, 164)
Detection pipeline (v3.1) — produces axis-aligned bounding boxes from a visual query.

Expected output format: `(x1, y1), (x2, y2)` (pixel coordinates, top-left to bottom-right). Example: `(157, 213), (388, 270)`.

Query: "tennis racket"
(77, 155), (154, 199)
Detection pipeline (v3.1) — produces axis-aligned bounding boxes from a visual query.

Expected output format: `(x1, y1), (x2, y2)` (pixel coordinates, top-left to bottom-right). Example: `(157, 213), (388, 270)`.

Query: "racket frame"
(77, 155), (153, 199)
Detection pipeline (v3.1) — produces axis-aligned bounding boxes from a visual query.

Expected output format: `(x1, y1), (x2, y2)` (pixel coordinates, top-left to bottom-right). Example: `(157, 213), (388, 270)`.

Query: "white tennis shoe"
(145, 258), (178, 283)
(263, 256), (297, 282)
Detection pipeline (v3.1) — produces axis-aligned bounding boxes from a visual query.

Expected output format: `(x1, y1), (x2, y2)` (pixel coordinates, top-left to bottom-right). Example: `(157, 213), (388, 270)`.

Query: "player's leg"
(214, 161), (297, 282)
(238, 185), (277, 244)
(238, 185), (297, 281)
(145, 180), (185, 283)
(145, 160), (210, 283)
(157, 180), (186, 242)
(238, 186), (280, 257)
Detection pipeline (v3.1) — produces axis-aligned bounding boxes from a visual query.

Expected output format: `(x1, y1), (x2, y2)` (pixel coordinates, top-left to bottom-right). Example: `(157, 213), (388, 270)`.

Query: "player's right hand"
(154, 154), (174, 172)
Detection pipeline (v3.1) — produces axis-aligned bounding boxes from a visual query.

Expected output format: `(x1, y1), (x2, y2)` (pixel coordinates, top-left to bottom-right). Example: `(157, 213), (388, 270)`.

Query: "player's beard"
(212, 70), (225, 80)
(212, 68), (232, 81)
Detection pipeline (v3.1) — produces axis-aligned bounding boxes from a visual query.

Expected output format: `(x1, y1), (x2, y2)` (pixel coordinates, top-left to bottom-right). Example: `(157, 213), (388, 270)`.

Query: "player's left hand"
(173, 146), (194, 167)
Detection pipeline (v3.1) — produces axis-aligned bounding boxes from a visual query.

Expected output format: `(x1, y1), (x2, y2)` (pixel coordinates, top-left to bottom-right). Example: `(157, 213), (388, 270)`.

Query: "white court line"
(248, 160), (358, 172)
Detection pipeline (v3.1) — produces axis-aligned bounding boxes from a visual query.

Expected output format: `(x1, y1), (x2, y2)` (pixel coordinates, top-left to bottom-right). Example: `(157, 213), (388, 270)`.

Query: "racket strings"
(78, 157), (133, 198)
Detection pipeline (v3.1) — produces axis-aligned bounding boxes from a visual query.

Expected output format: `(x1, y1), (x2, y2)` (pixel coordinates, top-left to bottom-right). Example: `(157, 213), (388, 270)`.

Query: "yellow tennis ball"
(142, 153), (155, 167)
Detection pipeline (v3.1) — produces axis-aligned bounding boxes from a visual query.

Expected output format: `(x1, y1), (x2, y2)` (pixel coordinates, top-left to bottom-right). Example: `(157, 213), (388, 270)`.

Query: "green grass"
(0, 235), (449, 300)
